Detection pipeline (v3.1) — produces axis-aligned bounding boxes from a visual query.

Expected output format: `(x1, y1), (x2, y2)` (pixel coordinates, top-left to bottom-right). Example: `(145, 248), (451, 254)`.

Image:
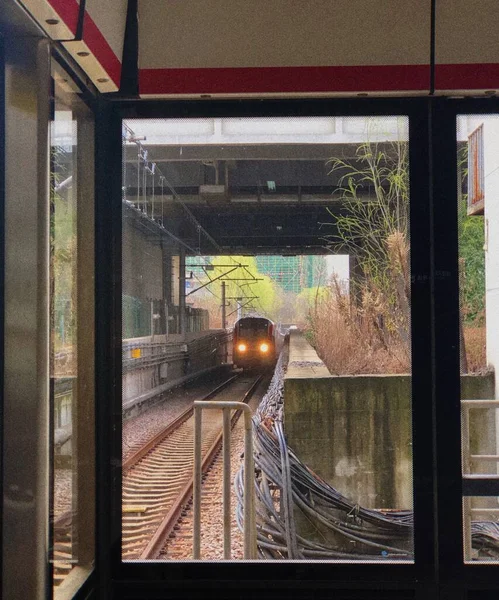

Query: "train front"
(233, 317), (276, 370)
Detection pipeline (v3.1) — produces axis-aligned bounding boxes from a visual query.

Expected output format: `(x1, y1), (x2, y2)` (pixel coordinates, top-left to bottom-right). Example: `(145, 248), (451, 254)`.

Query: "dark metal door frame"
(96, 96), (490, 598)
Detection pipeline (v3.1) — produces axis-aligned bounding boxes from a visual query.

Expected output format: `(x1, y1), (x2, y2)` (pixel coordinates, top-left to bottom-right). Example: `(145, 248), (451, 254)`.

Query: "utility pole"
(179, 249), (186, 339)
(221, 281), (227, 329)
(164, 299), (169, 341)
(221, 281), (228, 364)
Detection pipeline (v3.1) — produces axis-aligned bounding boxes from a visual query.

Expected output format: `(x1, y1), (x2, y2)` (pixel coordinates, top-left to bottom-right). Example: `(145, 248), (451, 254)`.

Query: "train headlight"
(237, 343), (247, 352)
(259, 343), (269, 353)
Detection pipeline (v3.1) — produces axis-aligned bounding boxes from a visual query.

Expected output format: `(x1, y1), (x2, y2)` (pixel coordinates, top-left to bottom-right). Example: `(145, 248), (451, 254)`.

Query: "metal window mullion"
(3, 37), (51, 600)
(408, 101), (436, 583)
(461, 404), (472, 560)
(74, 112), (96, 569)
(431, 99), (464, 580)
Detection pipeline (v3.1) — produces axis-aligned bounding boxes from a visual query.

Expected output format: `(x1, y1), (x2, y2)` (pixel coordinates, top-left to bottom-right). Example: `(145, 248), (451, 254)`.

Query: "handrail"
(460, 398), (499, 560)
(193, 401), (257, 560)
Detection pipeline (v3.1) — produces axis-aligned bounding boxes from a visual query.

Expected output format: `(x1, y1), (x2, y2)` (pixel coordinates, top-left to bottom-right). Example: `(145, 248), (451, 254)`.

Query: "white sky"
(326, 255), (349, 281)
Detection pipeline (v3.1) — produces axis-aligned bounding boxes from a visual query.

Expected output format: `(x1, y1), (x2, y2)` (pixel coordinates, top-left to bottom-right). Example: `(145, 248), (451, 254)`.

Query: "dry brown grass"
(309, 279), (410, 375)
(308, 230), (411, 375)
(463, 326), (487, 374)
(310, 295), (487, 376)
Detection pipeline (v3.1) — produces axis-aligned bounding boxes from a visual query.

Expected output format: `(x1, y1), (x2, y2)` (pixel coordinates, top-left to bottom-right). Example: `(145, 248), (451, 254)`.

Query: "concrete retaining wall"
(122, 331), (229, 417)
(285, 374), (412, 509)
(284, 333), (496, 510)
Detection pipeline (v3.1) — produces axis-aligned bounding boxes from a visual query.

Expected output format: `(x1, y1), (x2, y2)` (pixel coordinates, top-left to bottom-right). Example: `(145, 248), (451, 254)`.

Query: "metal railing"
(193, 401), (257, 559)
(461, 399), (499, 560)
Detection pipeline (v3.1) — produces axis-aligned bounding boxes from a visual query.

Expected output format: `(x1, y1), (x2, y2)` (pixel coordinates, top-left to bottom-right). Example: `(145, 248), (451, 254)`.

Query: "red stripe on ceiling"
(46, 0), (79, 34)
(82, 12), (121, 87)
(48, 1), (121, 87)
(435, 63), (499, 90)
(139, 65), (431, 95)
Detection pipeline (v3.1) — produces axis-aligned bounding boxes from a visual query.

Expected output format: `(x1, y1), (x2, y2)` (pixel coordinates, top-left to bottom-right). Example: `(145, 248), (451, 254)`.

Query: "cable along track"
(122, 372), (262, 560)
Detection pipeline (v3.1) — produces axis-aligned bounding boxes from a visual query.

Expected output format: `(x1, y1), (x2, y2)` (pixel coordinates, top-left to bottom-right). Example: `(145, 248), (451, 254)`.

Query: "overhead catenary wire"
(123, 126), (221, 254)
(124, 124), (287, 323)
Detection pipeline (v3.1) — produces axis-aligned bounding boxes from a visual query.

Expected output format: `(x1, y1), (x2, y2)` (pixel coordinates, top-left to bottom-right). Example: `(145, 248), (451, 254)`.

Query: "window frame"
(49, 50), (99, 600)
(103, 98), (439, 595)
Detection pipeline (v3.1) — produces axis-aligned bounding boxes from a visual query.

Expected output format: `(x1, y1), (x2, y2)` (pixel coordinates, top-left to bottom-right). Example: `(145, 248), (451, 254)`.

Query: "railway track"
(161, 376), (267, 560)
(51, 372), (244, 584)
(122, 372), (263, 560)
(123, 374), (239, 470)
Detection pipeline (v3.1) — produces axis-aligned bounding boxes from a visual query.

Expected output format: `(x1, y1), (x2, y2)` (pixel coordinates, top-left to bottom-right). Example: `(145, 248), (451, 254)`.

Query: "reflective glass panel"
(122, 116), (413, 562)
(50, 63), (95, 593)
(458, 115), (499, 563)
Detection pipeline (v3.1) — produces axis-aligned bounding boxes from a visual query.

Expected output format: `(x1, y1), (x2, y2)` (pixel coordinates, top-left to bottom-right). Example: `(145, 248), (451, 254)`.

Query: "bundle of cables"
(235, 343), (499, 560)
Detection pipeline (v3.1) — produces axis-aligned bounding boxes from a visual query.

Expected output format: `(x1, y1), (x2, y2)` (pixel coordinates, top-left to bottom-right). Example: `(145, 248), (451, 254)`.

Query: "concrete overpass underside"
(123, 141), (397, 257)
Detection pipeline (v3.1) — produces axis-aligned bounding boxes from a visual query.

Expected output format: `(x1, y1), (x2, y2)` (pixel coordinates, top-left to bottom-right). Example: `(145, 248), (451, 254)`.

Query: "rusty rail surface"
(123, 374), (240, 473)
(139, 376), (262, 559)
(122, 373), (262, 560)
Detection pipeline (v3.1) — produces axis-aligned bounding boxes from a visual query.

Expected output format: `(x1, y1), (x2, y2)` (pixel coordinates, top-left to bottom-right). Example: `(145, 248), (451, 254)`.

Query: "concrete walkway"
(286, 330), (331, 379)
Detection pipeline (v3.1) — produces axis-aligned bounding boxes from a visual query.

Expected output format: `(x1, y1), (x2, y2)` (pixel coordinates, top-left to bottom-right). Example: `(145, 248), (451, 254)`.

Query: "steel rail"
(123, 374), (239, 473)
(139, 375), (262, 559)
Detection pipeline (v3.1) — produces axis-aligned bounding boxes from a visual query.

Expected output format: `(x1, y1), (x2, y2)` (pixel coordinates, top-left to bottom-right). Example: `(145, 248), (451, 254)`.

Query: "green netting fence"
(122, 295), (151, 339)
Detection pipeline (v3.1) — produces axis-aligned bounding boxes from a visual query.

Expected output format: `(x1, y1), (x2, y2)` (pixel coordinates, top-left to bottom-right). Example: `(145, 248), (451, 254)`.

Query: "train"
(232, 316), (277, 370)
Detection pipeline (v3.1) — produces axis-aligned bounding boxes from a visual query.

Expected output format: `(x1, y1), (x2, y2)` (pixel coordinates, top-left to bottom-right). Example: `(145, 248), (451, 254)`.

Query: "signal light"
(237, 343), (247, 352)
(260, 343), (269, 353)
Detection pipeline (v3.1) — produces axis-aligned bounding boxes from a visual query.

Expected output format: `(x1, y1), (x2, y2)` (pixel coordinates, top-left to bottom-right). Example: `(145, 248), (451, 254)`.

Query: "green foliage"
(295, 286), (329, 315)
(459, 213), (485, 324)
(295, 287), (330, 346)
(324, 135), (409, 289)
(191, 256), (284, 324)
(457, 143), (485, 325)
(323, 128), (410, 357)
(51, 146), (76, 352)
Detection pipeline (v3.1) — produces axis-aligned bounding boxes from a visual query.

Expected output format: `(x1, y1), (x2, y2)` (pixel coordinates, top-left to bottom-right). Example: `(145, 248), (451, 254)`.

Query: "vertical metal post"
(160, 176), (165, 225)
(193, 405), (202, 559)
(192, 401), (256, 560)
(496, 406), (499, 482)
(151, 167), (155, 221)
(221, 281), (226, 329)
(461, 404), (472, 560)
(461, 404), (470, 475)
(76, 109), (96, 569)
(150, 299), (154, 343)
(136, 146), (140, 210)
(164, 300), (169, 340)
(221, 281), (228, 362)
(143, 158), (147, 215)
(223, 408), (231, 558)
(179, 248), (186, 339)
(244, 410), (257, 559)
(122, 126), (127, 203)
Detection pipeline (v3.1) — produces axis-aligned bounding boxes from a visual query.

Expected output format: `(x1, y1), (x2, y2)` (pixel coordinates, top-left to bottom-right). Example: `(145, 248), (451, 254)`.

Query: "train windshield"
(237, 319), (270, 337)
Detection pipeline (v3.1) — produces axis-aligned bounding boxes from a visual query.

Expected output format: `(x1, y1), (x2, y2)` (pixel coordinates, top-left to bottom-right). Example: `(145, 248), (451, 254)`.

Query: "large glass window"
(121, 116), (414, 562)
(50, 62), (95, 593)
(458, 115), (499, 563)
